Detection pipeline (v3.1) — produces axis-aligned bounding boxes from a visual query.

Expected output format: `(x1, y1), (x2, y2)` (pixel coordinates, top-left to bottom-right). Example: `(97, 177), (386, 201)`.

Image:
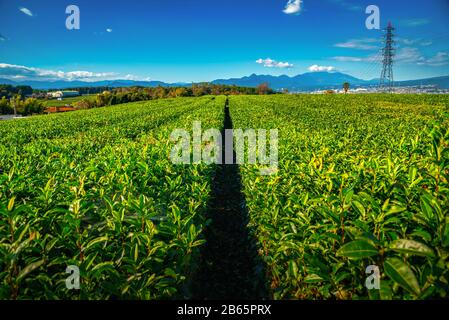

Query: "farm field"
(42, 95), (95, 107)
(0, 94), (448, 300)
(0, 96), (225, 299)
(230, 94), (449, 299)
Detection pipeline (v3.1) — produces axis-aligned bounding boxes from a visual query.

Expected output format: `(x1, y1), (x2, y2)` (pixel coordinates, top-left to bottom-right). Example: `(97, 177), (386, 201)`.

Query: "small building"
(47, 90), (80, 99)
(45, 106), (77, 113)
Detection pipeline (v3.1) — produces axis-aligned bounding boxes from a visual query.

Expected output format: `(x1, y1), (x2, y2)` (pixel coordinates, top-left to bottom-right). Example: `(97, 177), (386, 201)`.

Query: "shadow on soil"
(190, 98), (269, 300)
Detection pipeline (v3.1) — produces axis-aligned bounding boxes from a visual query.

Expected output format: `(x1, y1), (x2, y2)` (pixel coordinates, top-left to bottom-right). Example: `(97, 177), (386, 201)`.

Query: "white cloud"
(19, 7), (33, 17)
(395, 47), (448, 66)
(401, 18), (430, 27)
(332, 54), (379, 62)
(419, 52), (449, 67)
(0, 34), (6, 42)
(420, 41), (433, 47)
(256, 58), (294, 68)
(283, 0), (302, 15)
(328, 0), (362, 12)
(65, 71), (117, 81)
(332, 56), (363, 62)
(124, 74), (138, 80)
(0, 63), (149, 82)
(395, 47), (449, 66)
(124, 74), (152, 81)
(395, 47), (425, 64)
(333, 47), (449, 67)
(307, 65), (336, 72)
(401, 39), (414, 45)
(335, 38), (379, 50)
(397, 38), (433, 47)
(106, 28), (113, 33)
(336, 37), (433, 52)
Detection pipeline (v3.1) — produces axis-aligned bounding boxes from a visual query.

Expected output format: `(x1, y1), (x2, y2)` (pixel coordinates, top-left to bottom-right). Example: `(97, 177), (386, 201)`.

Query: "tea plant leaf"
(336, 240), (379, 259)
(304, 274), (324, 283)
(17, 259), (45, 282)
(7, 197), (15, 212)
(389, 239), (435, 258)
(384, 257), (421, 297)
(85, 236), (109, 251)
(379, 281), (393, 300)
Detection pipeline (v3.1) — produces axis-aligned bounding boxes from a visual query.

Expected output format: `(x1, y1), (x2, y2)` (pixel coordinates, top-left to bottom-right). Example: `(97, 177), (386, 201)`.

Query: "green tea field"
(0, 94), (448, 300)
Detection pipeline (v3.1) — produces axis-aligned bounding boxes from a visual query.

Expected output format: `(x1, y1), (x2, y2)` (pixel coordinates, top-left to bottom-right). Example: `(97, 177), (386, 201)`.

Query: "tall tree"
(257, 82), (270, 95)
(343, 82), (350, 94)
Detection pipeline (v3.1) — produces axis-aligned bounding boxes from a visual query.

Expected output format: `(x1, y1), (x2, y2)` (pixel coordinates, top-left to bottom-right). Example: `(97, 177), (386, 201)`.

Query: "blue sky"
(0, 0), (448, 83)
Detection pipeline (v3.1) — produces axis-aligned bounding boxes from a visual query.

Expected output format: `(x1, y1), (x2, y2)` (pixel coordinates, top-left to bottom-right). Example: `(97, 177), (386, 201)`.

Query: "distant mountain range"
(212, 72), (449, 90)
(0, 78), (188, 90)
(212, 72), (375, 90)
(1, 72), (449, 91)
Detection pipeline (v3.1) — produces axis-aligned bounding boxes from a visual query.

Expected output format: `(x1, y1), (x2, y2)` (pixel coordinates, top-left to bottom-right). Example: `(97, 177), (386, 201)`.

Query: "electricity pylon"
(380, 22), (395, 92)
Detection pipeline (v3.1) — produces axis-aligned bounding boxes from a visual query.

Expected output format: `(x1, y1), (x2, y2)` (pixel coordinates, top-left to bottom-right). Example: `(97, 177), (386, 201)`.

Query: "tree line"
(0, 83), (275, 116)
(0, 85), (35, 99)
(72, 83), (274, 109)
(0, 96), (45, 116)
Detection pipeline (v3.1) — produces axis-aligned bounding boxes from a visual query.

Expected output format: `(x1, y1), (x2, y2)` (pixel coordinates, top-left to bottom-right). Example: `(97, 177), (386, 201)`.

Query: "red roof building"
(45, 106), (77, 113)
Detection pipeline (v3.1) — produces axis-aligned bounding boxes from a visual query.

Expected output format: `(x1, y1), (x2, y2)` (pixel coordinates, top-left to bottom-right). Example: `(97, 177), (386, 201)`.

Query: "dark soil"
(190, 98), (268, 300)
